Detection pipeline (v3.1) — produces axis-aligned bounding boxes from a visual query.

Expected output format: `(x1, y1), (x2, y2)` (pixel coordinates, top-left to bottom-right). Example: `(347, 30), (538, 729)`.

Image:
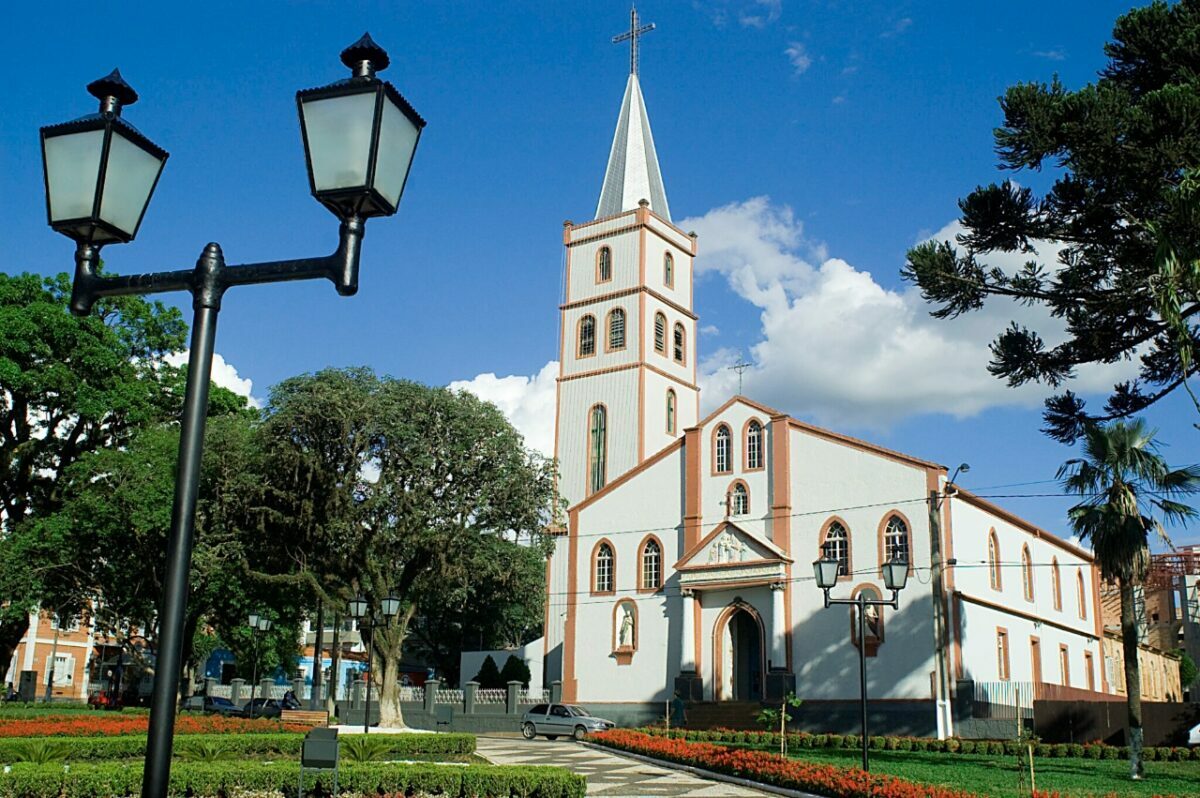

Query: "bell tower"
(552, 8), (700, 509)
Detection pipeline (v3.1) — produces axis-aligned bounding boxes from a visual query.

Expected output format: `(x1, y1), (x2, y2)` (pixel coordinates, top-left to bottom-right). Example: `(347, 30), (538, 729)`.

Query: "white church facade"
(543, 13), (1108, 735)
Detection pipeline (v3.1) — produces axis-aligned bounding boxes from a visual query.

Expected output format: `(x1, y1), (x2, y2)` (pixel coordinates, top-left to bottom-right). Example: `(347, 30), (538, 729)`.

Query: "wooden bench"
(281, 709), (329, 726)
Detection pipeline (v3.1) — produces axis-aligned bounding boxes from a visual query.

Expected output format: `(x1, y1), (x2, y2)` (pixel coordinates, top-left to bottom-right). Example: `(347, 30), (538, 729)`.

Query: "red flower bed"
(0, 713), (308, 738)
(594, 729), (983, 798)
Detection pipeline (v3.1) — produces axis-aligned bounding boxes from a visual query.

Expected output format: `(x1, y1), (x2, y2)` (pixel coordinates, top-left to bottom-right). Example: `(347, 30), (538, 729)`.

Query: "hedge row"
(0, 707), (146, 719)
(0, 761), (584, 798)
(0, 733), (476, 763)
(642, 728), (1200, 762)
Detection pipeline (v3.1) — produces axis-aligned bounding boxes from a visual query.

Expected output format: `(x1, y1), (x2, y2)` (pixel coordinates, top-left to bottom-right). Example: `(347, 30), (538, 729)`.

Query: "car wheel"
(573, 725), (587, 742)
(545, 735), (558, 740)
(521, 722), (537, 740)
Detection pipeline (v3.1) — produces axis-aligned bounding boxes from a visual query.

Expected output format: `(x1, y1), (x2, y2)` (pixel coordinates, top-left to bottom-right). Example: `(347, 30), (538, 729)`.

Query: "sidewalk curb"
(580, 741), (825, 798)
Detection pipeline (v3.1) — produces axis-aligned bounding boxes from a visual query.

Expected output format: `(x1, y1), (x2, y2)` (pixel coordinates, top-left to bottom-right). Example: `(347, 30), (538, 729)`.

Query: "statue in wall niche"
(618, 605), (635, 648)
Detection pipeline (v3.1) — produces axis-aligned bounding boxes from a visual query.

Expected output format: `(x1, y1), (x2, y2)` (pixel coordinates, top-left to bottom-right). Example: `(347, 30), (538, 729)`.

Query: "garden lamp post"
(813, 556), (909, 772)
(347, 592), (400, 733)
(245, 613), (272, 717)
(38, 33), (424, 798)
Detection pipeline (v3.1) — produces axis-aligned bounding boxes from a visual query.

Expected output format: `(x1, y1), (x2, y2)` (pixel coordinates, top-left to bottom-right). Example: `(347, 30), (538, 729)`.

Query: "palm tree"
(1057, 419), (1200, 780)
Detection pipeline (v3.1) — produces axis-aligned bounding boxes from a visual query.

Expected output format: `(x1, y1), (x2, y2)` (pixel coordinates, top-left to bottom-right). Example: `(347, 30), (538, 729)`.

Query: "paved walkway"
(475, 736), (773, 797)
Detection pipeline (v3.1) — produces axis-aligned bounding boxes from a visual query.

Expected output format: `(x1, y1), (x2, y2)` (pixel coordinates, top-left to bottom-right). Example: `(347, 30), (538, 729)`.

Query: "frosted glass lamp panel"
(44, 129), (104, 222)
(302, 93), (376, 191)
(372, 98), (420, 207)
(99, 132), (165, 237)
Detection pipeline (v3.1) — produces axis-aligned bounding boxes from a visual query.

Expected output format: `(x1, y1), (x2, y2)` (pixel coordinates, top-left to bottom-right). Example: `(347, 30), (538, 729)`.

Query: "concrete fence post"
(550, 680), (562, 705)
(203, 677), (216, 696)
(506, 680), (522, 715)
(230, 678), (245, 706)
(423, 678), (440, 714)
(292, 677), (305, 701)
(351, 678), (365, 709)
(260, 677), (274, 700)
(464, 681), (478, 714)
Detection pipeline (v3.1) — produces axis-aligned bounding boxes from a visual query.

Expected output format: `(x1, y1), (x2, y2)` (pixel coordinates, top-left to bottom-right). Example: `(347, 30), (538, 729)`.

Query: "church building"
(544, 11), (1109, 736)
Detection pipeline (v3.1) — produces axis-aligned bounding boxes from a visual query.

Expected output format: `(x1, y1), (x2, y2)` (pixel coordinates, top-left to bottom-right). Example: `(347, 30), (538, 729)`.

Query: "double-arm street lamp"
(813, 556), (909, 772)
(245, 612), (273, 717)
(38, 34), (424, 798)
(347, 592), (400, 733)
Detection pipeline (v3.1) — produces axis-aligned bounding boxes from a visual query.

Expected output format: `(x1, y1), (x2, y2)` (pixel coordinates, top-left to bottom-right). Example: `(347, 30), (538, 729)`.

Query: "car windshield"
(211, 697), (233, 706)
(567, 706), (590, 717)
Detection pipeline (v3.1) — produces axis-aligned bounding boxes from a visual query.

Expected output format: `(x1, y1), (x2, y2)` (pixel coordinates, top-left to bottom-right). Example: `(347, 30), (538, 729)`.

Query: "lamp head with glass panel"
(40, 69), (168, 246)
(297, 33), (426, 221)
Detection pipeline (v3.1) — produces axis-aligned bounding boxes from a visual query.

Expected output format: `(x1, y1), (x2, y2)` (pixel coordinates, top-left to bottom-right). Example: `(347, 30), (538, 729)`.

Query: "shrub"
(0, 761), (582, 798)
(959, 741), (977, 754)
(912, 738), (929, 752)
(498, 655), (531, 689)
(472, 656), (504, 690)
(1066, 743), (1084, 758)
(1142, 746), (1158, 761)
(6, 741), (69, 765)
(827, 734), (845, 749)
(896, 737), (913, 752)
(1100, 744), (1119, 760)
(869, 736), (886, 751)
(1082, 744), (1102, 759)
(944, 738), (961, 753)
(986, 741), (1005, 756)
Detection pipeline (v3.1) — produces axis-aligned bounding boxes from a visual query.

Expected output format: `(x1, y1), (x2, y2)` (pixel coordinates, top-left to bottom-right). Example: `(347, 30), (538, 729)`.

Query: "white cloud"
(681, 197), (1137, 429)
(701, 324), (721, 336)
(164, 351), (261, 408)
(698, 0), (781, 29)
(739, 0), (782, 28)
(448, 361), (559, 456)
(1033, 48), (1067, 61)
(784, 42), (812, 75)
(881, 17), (913, 38)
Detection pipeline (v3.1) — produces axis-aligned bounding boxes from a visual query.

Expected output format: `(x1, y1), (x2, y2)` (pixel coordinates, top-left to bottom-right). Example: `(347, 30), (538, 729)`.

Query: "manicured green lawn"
(766, 745), (1199, 798)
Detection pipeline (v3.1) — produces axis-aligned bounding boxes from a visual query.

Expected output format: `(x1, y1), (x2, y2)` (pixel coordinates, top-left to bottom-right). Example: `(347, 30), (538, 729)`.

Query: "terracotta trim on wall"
(713, 601), (768, 701)
(742, 416), (765, 472)
(636, 534), (665, 593)
(1091, 565), (1107, 692)
(997, 626), (1011, 680)
(589, 537), (617, 596)
(770, 416), (793, 669)
(955, 488), (1094, 561)
(957, 590), (1099, 640)
(987, 528), (1003, 591)
(603, 308), (627, 354)
(576, 314), (597, 359)
(684, 427), (703, 551)
(644, 362), (699, 391)
(595, 245), (613, 285)
(876, 509), (916, 576)
(562, 508), (580, 702)
(560, 286), (698, 322)
(711, 423), (733, 476)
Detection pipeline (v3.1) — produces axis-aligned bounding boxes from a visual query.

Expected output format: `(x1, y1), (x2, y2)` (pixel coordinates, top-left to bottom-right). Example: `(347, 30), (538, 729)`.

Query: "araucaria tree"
(255, 368), (555, 727)
(1057, 419), (1199, 778)
(903, 1), (1200, 443)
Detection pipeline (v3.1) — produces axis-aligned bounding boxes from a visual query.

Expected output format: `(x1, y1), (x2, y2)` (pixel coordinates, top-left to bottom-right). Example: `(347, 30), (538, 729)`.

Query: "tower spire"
(597, 7), (671, 221)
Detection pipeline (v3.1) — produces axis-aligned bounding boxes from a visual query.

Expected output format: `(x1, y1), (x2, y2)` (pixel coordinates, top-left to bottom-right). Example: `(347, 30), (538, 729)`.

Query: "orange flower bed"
(594, 729), (983, 798)
(0, 713), (308, 738)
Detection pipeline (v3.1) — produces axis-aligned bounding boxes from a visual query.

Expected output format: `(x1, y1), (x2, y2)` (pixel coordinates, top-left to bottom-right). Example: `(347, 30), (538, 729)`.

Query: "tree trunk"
(325, 617), (340, 717)
(376, 609), (414, 728)
(0, 617), (30, 685)
(1119, 577), (1145, 779)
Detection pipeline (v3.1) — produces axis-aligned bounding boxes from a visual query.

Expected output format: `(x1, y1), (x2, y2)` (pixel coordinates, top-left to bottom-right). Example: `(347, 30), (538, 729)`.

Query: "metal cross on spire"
(728, 358), (752, 395)
(612, 6), (656, 76)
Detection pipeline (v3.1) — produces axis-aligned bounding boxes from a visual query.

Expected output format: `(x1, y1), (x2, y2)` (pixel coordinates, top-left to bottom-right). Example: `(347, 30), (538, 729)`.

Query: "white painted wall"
(555, 371), (640, 509)
(566, 228), (640, 303)
(698, 402), (773, 542)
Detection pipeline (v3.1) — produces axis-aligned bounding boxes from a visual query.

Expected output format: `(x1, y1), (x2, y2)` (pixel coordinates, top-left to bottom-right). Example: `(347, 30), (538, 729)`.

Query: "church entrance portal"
(716, 604), (763, 701)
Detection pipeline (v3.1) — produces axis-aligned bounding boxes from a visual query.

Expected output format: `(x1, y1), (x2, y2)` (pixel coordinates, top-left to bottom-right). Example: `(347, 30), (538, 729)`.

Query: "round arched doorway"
(714, 602), (765, 701)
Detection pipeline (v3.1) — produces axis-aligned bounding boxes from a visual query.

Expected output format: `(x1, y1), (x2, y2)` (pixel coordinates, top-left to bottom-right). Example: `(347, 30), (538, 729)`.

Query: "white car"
(521, 703), (616, 742)
(1189, 721), (1200, 746)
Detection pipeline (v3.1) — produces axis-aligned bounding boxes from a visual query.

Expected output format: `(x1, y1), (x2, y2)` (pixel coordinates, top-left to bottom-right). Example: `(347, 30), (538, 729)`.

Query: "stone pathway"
(475, 736), (774, 797)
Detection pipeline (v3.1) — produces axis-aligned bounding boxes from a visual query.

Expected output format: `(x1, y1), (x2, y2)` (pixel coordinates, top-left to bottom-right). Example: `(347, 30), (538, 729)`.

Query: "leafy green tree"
(0, 271), (186, 672)
(473, 655), (503, 690)
(902, 1), (1200, 443)
(407, 535), (547, 685)
(499, 654), (532, 689)
(1171, 648), (1198, 693)
(249, 368), (556, 727)
(1057, 419), (1200, 778)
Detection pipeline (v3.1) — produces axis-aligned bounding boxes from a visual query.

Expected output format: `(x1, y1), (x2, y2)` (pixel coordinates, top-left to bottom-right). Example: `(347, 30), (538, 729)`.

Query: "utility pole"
(929, 464), (967, 739)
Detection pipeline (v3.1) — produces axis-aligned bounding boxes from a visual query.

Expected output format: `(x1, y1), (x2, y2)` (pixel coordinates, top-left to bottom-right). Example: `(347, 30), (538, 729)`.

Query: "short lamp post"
(813, 556), (909, 772)
(347, 592), (400, 733)
(245, 613), (272, 717)
(39, 34), (424, 798)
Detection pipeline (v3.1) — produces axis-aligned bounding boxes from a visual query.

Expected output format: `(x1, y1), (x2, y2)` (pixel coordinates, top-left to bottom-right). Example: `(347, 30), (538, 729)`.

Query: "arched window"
(851, 585), (883, 656)
(988, 530), (1002, 591)
(578, 315), (596, 358)
(593, 541), (614, 594)
(1077, 569), (1088, 620)
(639, 538), (662, 591)
(666, 389), (676, 434)
(664, 252), (674, 288)
(714, 424), (731, 473)
(1022, 545), (1034, 602)
(730, 482), (749, 516)
(597, 246), (612, 282)
(607, 308), (626, 351)
(654, 313), (666, 353)
(1051, 557), (1062, 611)
(745, 420), (763, 469)
(881, 514), (910, 565)
(820, 519), (850, 577)
(588, 404), (607, 495)
(673, 322), (686, 363)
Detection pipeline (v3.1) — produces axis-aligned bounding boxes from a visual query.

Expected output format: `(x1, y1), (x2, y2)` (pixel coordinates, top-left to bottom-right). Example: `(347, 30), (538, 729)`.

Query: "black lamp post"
(347, 592), (400, 733)
(245, 613), (272, 717)
(39, 34), (424, 798)
(813, 556), (909, 772)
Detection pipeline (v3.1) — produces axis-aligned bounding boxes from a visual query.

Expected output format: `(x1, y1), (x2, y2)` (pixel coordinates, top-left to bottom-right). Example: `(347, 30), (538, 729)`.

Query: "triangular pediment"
(676, 521), (791, 571)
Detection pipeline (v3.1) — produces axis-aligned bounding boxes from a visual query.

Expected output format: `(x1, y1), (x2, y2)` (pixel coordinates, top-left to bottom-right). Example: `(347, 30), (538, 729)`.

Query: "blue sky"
(1, 1), (1196, 544)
